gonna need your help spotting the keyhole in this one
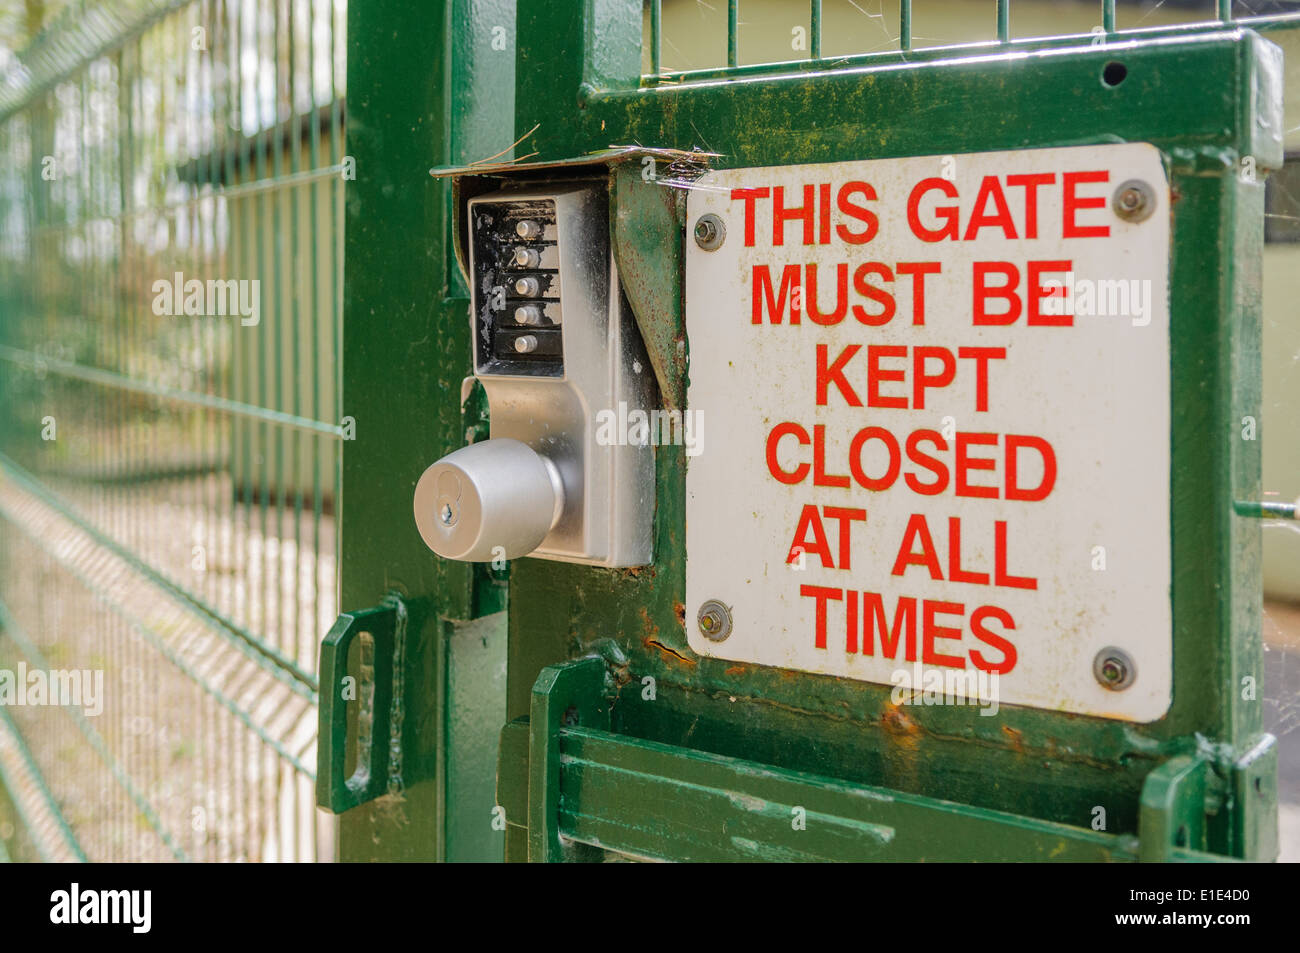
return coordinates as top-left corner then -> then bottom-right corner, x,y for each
436,470 -> 462,527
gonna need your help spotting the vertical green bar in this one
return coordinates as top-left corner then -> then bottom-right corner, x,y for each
330,0 -> 344,700
272,0 -> 286,667
997,0 -> 1010,43
728,0 -> 738,68
1103,0 -> 1115,33
256,0 -> 271,673
271,0 -> 288,856
308,0 -> 324,688
649,0 -> 660,76
810,0 -> 821,60
221,3 -> 237,856
288,0 -> 304,860
1219,0 -> 1232,22
254,0 -> 273,856
340,0 -> 476,861
113,42 -> 131,863
900,0 -> 911,52
197,2 -> 213,861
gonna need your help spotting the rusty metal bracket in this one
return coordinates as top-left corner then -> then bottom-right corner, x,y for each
610,160 -> 688,409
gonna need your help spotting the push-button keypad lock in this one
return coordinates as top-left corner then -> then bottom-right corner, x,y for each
413,182 -> 655,567
469,199 -> 565,373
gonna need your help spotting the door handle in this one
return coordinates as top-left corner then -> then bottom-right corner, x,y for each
316,601 -> 400,813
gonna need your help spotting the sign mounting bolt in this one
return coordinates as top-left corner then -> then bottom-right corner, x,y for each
694,213 -> 726,251
1093,647 -> 1135,691
697,599 -> 733,641
1112,180 -> 1155,223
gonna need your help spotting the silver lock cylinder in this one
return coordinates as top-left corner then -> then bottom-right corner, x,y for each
413,181 -> 656,567
413,438 -> 564,561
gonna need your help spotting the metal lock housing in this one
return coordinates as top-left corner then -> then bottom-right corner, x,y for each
414,182 -> 655,567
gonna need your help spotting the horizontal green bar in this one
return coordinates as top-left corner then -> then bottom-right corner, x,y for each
0,704 -> 88,862
547,724 -> 1142,861
32,162 -> 348,236
1233,499 -> 1298,520
0,454 -> 319,698
0,600 -> 187,861
0,347 -> 344,439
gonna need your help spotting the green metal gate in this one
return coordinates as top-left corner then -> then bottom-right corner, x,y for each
3,0 -> 1297,864
330,0 -> 1296,862
0,0 -> 345,862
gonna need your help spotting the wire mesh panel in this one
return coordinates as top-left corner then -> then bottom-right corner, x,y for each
0,0 -> 345,862
641,0 -> 1300,78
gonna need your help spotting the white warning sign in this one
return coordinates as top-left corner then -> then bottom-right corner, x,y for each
684,144 -> 1171,722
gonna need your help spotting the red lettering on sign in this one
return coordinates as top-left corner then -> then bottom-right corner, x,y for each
962,176 -> 1018,241
955,432 -> 999,499
789,504 -> 833,568
819,588 -> 1022,672
972,261 -> 1021,325
849,426 -> 900,491
774,184 -> 816,246
778,426 -> 1059,502
1027,259 -> 1073,326
751,264 -> 802,324
1063,170 -> 1110,238
851,263 -> 895,326
947,517 -> 990,585
970,605 -> 1018,674
994,521 -> 1037,590
845,589 -> 859,653
823,506 -> 868,570
891,513 -> 943,580
862,592 -> 918,661
813,424 -> 850,488
907,177 -> 960,241
816,344 -> 862,407
955,346 -> 1005,411
867,345 -> 908,409
1005,434 -> 1057,501
836,181 -> 879,244
1004,172 -> 1055,238
904,430 -> 948,495
806,262 -> 849,325
818,183 -> 832,245
895,262 -> 941,325
923,600 -> 967,668
730,187 -> 769,247
912,346 -> 956,410
765,421 -> 810,484
801,584 -> 843,649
